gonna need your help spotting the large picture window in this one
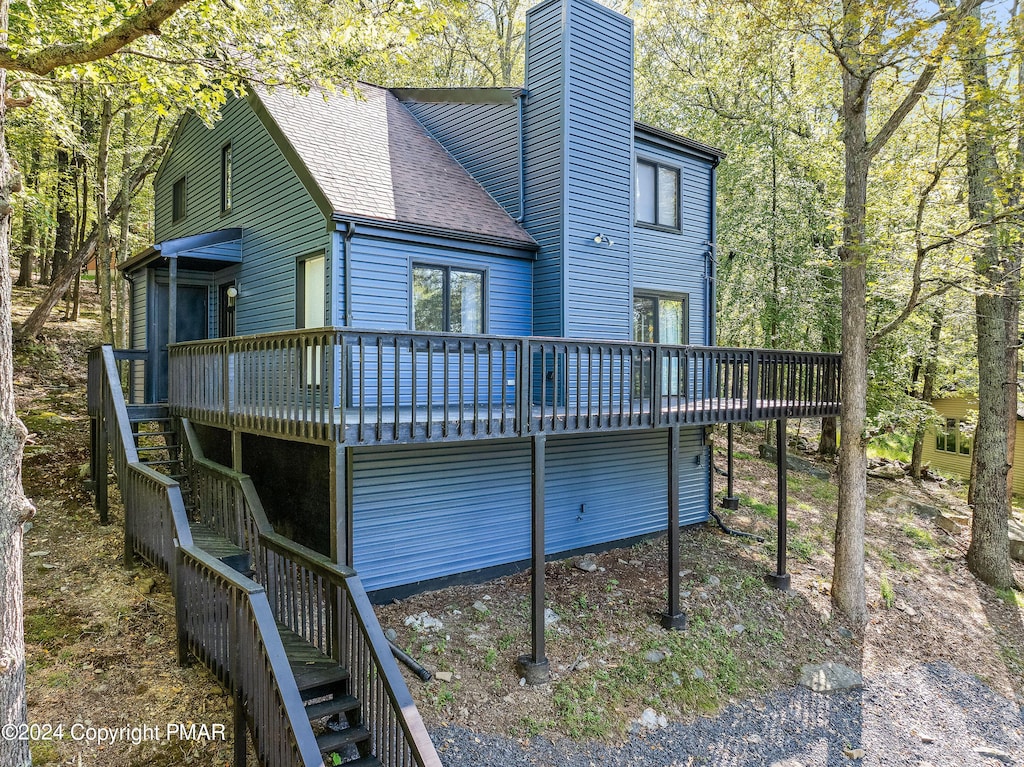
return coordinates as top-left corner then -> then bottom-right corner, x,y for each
636,160 -> 680,229
936,418 -> 971,455
633,293 -> 688,345
412,265 -> 483,333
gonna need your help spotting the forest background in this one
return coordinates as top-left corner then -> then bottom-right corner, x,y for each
0,0 -> 1022,762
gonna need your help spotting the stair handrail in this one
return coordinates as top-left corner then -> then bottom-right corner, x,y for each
175,543 -> 327,767
181,420 -> 442,767
88,345 -> 326,767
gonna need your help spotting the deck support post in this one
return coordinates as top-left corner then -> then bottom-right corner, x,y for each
661,426 -> 686,630
93,415 -> 109,525
168,257 -> 178,346
517,433 -> 549,685
330,443 -> 353,567
766,417 -> 791,591
720,422 -> 739,510
231,430 -> 242,473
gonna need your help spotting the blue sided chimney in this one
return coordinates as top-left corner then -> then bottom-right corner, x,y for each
523,0 -> 634,339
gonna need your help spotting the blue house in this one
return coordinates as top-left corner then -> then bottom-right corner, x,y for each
102,0 -> 839,710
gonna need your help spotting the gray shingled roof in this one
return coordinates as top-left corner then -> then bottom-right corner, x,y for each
257,84 -> 536,249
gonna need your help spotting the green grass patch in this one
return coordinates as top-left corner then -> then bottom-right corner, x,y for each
788,536 -> 818,561
995,587 -> 1024,609
901,522 -> 937,549
737,493 -> 777,519
24,613 -> 79,649
880,576 -> 895,609
874,547 -> 919,574
867,433 -> 912,463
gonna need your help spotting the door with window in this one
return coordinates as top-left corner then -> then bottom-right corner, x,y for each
298,255 -> 325,386
634,293 -> 688,396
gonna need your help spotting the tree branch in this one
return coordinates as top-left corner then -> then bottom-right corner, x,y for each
0,0 -> 201,76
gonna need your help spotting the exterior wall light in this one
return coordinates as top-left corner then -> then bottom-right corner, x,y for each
593,233 -> 614,246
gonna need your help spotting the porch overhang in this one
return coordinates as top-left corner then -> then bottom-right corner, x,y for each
120,228 -> 244,273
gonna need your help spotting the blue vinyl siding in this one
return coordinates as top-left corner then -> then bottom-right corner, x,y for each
632,139 -> 714,346
347,233 -> 532,334
351,429 -> 709,591
545,429 -> 708,555
153,95 -> 330,335
351,441 -> 532,590
523,0 -> 633,339
523,0 -> 565,336
403,102 -> 521,218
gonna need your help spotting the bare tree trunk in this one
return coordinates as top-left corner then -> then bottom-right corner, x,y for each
96,97 -> 114,343
833,57 -> 870,627
14,146 -> 39,288
0,26 -> 35,765
910,309 -> 942,480
961,6 -> 1013,588
114,108 -> 133,347
48,147 -> 73,286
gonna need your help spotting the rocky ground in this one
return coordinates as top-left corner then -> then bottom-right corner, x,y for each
12,274 -> 1024,766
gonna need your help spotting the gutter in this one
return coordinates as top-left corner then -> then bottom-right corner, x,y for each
343,221 -> 355,326
515,91 -> 527,223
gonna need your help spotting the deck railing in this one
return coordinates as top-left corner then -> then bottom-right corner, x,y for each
88,346 -> 329,767
168,329 -> 841,445
182,423 -> 442,767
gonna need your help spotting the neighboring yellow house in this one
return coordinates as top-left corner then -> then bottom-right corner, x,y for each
922,397 -> 1024,495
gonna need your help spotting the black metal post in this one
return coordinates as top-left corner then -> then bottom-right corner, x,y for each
766,417 -> 791,590
662,426 -> 686,630
721,422 -> 739,510
95,416 -> 110,524
517,433 -> 550,684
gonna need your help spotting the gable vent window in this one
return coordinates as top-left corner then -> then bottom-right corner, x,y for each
412,264 -> 483,334
636,160 -> 679,230
221,144 -> 233,213
172,176 -> 187,222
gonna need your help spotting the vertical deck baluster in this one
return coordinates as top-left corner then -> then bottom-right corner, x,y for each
376,336 -> 384,443
357,336 -> 365,443
458,340 -> 465,437
393,336 -> 400,442
443,340 -> 450,438
410,337 -> 418,441
426,339 -> 434,440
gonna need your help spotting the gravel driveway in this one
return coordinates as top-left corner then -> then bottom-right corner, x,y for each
431,662 -> 1024,766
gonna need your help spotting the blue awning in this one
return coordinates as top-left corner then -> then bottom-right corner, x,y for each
120,228 -> 243,272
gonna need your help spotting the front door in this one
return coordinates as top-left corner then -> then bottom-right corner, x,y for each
150,282 -> 210,401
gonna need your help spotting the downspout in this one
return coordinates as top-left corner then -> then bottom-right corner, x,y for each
343,221 -> 355,326
514,90 -> 527,223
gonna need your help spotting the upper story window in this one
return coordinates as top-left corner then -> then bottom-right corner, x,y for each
172,176 -> 187,222
636,160 -> 679,230
936,418 -> 971,455
412,264 -> 483,334
221,144 -> 233,213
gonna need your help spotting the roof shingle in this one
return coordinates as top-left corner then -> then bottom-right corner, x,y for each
257,84 -> 536,249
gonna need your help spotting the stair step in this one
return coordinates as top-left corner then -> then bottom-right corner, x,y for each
335,757 -> 382,767
135,430 -> 176,438
127,405 -> 169,422
141,459 -> 181,467
136,444 -> 181,453
315,725 -> 371,754
304,694 -> 361,722
293,665 -> 351,700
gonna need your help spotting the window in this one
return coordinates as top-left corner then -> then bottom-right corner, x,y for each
633,293 -> 688,344
636,160 -> 679,229
412,265 -> 483,333
936,418 -> 971,455
172,177 -> 187,222
221,144 -> 233,213
297,255 -> 325,328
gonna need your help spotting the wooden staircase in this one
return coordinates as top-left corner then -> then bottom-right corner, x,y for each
128,404 -> 187,484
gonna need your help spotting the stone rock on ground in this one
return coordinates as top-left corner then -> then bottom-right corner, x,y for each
757,444 -> 831,480
935,508 -> 971,534
867,462 -> 905,480
1009,517 -> 1024,563
798,662 -> 863,693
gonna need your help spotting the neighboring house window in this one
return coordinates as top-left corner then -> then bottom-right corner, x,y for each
636,159 -> 680,229
221,144 -> 233,213
412,265 -> 483,333
633,292 -> 688,344
172,177 -> 187,222
298,255 -> 326,328
936,418 -> 971,455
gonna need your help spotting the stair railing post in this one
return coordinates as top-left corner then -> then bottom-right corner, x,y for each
96,405 -> 109,526
747,350 -> 759,422
231,592 -> 247,767
174,546 -> 189,666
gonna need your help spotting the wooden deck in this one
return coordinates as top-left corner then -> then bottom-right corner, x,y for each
158,329 -> 841,446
